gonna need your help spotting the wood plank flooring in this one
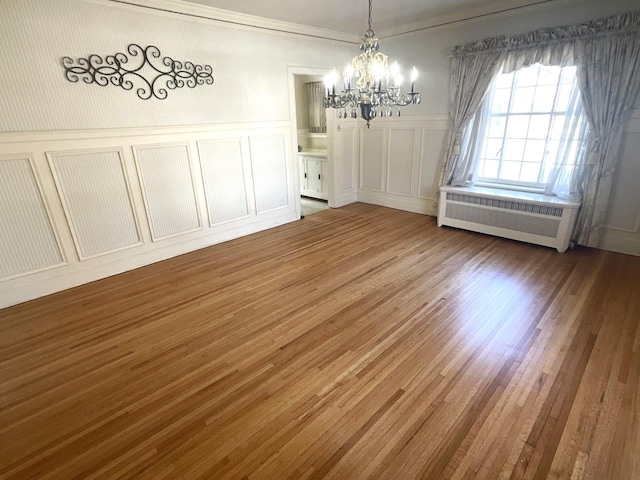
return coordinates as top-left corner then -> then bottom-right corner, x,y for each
1,203 -> 639,479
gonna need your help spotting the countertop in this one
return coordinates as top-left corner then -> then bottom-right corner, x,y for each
298,149 -> 328,157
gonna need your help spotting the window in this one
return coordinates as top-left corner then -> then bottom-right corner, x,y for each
476,64 -> 587,190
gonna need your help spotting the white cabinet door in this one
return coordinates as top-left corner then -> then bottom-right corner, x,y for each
307,159 -> 322,194
299,154 -> 328,200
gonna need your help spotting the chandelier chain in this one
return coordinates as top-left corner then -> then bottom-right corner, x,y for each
368,0 -> 373,32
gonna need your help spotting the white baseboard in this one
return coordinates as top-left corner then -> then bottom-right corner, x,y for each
598,228 -> 640,257
0,209 -> 298,309
357,190 -> 437,216
331,192 -> 358,208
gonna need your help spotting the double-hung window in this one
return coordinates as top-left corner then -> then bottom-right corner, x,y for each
475,63 -> 587,191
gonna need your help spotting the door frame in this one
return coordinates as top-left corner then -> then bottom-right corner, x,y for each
286,66 -> 335,218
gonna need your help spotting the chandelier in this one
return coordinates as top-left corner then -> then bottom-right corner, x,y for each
323,0 -> 421,127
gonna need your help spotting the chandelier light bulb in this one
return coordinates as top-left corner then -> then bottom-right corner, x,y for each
410,66 -> 419,82
323,74 -> 333,90
344,64 -> 354,79
395,74 -> 404,87
372,63 -> 384,82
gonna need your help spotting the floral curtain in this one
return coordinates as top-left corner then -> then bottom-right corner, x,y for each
443,10 -> 640,246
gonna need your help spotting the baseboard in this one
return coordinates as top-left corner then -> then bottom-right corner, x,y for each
357,191 -> 437,216
0,209 -> 298,309
598,228 -> 640,257
331,192 -> 358,208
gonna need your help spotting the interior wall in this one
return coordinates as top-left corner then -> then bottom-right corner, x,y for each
0,0 -> 353,132
351,0 -> 640,255
0,0 -> 354,308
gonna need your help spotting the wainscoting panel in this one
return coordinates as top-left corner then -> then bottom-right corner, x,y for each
349,116 -> 448,216
0,155 -> 65,279
418,128 -> 448,201
387,128 -> 417,196
600,112 -> 640,256
134,143 -> 202,240
359,127 -> 385,192
48,149 -> 142,259
604,131 -> 640,233
249,135 -> 289,214
197,139 -> 250,226
340,126 -> 357,193
0,122 -> 298,308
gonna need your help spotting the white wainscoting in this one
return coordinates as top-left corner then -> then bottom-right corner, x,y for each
0,155 -> 66,280
48,148 -> 143,259
600,110 -> 640,256
343,115 -> 449,216
133,143 -> 202,241
330,120 -> 358,208
197,138 -> 251,226
0,122 -> 296,308
249,136 -> 290,214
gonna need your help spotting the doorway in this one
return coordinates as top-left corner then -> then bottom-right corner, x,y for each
288,67 -> 334,219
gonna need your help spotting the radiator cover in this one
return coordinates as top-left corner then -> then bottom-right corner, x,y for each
437,186 -> 580,252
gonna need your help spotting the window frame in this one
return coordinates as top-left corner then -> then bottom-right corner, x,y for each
475,64 -> 584,192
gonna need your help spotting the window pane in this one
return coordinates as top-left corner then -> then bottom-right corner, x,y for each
545,140 -> 559,164
488,116 -> 507,137
521,162 -> 541,182
501,161 -> 521,181
555,84 -> 575,111
481,159 -> 499,178
503,139 -> 525,161
523,139 -> 546,163
491,89 -> 511,114
532,85 -> 556,112
505,115 -> 529,139
484,139 -> 503,159
512,87 -> 535,113
537,66 -> 560,85
475,63 -> 583,188
549,115 -> 566,139
495,71 -> 514,89
528,115 -> 551,139
515,66 -> 539,87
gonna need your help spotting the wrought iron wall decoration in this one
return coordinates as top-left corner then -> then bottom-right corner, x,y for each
61,44 -> 214,100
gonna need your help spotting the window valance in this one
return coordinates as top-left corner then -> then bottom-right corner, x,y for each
450,11 -> 640,58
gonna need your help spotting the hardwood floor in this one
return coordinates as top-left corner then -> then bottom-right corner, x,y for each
1,203 -> 639,480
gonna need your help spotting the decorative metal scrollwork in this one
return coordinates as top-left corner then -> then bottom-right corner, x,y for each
61,44 -> 214,100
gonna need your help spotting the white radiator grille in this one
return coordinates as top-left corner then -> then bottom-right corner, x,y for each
446,193 -> 563,217
445,203 -> 560,238
439,188 -> 579,252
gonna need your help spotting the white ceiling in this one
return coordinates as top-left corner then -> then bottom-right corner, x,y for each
179,0 -> 558,37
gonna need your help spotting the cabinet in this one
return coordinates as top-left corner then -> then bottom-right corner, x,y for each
299,154 -> 328,200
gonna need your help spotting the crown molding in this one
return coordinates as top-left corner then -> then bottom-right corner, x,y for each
377,0 -> 577,38
101,0 -> 360,43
